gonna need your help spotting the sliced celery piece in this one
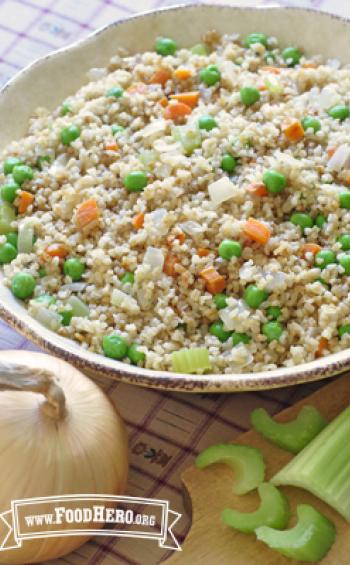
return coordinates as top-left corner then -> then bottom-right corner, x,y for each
272,404 -> 350,521
172,125 -> 202,155
196,443 -> 265,495
67,296 -> 89,318
221,483 -> 290,533
256,504 -> 336,562
171,347 -> 211,373
251,406 -> 327,454
0,203 -> 16,234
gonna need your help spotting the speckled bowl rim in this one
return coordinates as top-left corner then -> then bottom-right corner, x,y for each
0,3 -> 350,393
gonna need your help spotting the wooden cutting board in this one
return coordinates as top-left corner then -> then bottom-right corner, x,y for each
167,374 -> 350,565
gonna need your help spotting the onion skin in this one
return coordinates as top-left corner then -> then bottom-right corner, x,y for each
0,350 -> 128,564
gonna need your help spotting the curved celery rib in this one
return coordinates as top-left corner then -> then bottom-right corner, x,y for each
171,347 -> 211,373
272,404 -> 350,521
196,443 -> 265,495
251,405 -> 327,454
221,483 -> 290,534
255,504 -> 335,562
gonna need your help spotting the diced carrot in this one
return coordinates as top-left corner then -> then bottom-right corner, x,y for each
345,173 -> 350,187
17,191 -> 34,214
149,69 -> 172,86
197,247 -> 210,257
301,243 -> 321,259
174,68 -> 193,80
199,266 -> 226,294
169,91 -> 200,109
246,183 -> 268,197
283,120 -> 304,143
327,147 -> 335,158
163,253 -> 179,277
316,337 -> 329,358
45,243 -> 69,258
105,141 -> 119,151
127,83 -> 147,94
258,84 -> 267,91
302,62 -> 317,69
75,199 -> 100,232
167,230 -> 186,246
159,96 -> 168,107
261,66 -> 281,74
132,212 -> 144,230
164,101 -> 192,121
243,218 -> 271,245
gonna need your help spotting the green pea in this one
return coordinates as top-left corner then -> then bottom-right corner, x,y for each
127,343 -> 146,364
266,306 -> 281,320
328,105 -> 350,121
198,115 -> 218,131
209,320 -> 232,342
60,125 -> 80,146
3,157 -> 23,175
6,232 -> 18,248
213,293 -> 227,310
240,86 -> 260,107
244,284 -> 268,309
315,214 -> 327,229
0,242 -> 16,264
36,155 -> 51,170
315,249 -> 336,269
120,271 -> 134,284
282,47 -> 301,67
102,333 -> 128,359
155,37 -> 177,56
60,102 -> 71,116
244,33 -> 268,48
338,254 -> 350,275
63,257 -> 85,281
221,154 -> 237,173
12,165 -> 33,185
337,234 -> 350,250
1,182 -> 19,203
11,272 -> 36,299
106,87 -> 124,98
232,332 -> 251,346
339,192 -> 350,209
34,294 -> 56,305
199,65 -> 221,86
263,169 -> 286,194
191,43 -> 209,56
302,116 -> 321,133
262,321 -> 283,342
111,125 -> 125,136
218,239 -> 242,260
290,212 -> 313,230
339,324 -> 350,338
59,309 -> 73,326
124,171 -> 148,192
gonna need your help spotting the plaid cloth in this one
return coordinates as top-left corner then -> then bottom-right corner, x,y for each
0,1 -> 347,563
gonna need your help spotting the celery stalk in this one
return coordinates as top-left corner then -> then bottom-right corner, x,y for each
222,483 -> 290,533
0,203 -> 16,234
196,443 -> 265,495
256,504 -> 336,562
171,347 -> 211,373
272,404 -> 350,521
251,406 -> 327,454
67,296 -> 89,318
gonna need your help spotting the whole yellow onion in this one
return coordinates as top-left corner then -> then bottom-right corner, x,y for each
0,350 -> 128,564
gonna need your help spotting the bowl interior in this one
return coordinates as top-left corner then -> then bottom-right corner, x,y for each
0,4 -> 350,391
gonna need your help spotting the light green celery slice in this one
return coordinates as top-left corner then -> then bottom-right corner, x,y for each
67,296 -> 89,318
256,504 -> 336,562
196,443 -> 265,495
221,483 -> 290,533
171,347 -> 211,373
0,203 -> 16,234
272,404 -> 350,521
251,406 -> 327,454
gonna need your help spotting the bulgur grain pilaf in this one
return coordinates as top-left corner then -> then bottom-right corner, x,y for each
2,31 -> 350,374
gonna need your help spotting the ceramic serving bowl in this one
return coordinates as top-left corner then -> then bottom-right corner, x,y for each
0,3 -> 350,392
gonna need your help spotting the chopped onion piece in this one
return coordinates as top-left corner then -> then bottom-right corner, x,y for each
141,119 -> 167,140
17,224 -> 34,254
153,138 -> 181,153
139,149 -> 156,167
67,296 -> 89,318
219,300 -> 251,331
208,177 -> 237,207
144,209 -> 168,235
32,305 -> 62,331
318,85 -> 341,110
327,144 -> 350,172
111,289 -> 139,314
179,221 -> 204,240
143,247 -> 164,270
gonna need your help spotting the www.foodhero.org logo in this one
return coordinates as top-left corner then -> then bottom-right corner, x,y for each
0,495 -> 181,551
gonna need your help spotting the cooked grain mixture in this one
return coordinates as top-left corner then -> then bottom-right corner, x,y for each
2,31 -> 350,374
